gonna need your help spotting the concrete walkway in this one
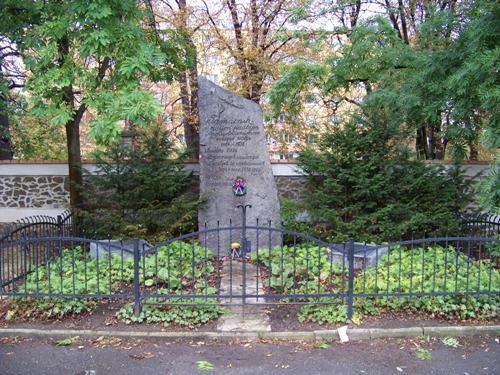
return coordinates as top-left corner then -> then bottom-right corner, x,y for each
216,258 -> 271,332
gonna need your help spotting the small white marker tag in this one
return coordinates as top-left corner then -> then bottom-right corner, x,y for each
338,325 -> 349,343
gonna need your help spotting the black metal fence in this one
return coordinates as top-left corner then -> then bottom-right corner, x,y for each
1,224 -> 498,320
0,210 -> 74,242
0,211 -> 74,286
460,215 -> 500,238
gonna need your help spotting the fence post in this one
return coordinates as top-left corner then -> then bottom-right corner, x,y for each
55,215 -> 63,257
133,239 -> 142,317
57,215 -> 62,237
347,240 -> 355,321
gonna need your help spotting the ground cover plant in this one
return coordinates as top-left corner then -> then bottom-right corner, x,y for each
253,243 -> 500,325
4,241 -> 223,326
250,244 -> 344,296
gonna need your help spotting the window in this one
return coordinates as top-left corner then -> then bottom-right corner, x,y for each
266,134 -> 276,144
305,115 -> 316,125
205,55 -> 219,65
282,133 -> 299,144
271,153 -> 281,160
307,134 -> 318,144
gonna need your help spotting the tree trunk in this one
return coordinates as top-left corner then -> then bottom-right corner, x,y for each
59,35 -> 84,209
428,124 -> 435,159
434,123 -> 445,160
0,103 -> 13,159
435,139 -> 446,160
65,118 -> 83,209
187,58 -> 200,159
0,69 -> 13,159
179,68 -> 199,160
177,0 -> 200,160
416,125 -> 429,159
397,0 -> 410,44
469,140 -> 478,161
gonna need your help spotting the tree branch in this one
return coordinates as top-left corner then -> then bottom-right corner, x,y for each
202,0 -> 234,53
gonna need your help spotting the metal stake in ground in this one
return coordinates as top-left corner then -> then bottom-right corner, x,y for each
237,204 -> 251,312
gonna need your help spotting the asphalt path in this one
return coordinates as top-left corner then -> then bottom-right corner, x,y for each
0,335 -> 498,375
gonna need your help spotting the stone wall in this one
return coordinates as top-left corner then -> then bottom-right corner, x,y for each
1,176 -> 69,209
0,161 -> 310,222
0,160 -> 494,223
275,176 -> 310,202
0,174 -> 309,209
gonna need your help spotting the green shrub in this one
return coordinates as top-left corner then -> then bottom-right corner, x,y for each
298,119 -> 475,243
280,198 -> 313,237
82,124 -> 203,242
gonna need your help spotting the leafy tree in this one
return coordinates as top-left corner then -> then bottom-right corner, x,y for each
270,1 -> 498,162
0,9 -> 33,160
144,0 -> 201,159
444,0 -> 499,211
202,0 -> 321,103
83,123 -> 202,241
2,0 -> 181,208
10,113 -> 67,160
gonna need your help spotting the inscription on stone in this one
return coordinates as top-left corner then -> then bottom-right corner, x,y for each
198,77 -> 281,252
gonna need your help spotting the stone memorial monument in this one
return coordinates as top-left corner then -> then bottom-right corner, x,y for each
197,77 -> 281,253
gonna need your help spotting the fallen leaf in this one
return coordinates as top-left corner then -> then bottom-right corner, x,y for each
129,352 -> 155,360
196,360 -> 214,371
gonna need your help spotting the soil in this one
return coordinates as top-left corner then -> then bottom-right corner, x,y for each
0,298 -> 218,332
0,296 -> 498,333
268,304 -> 500,331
